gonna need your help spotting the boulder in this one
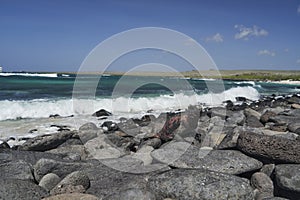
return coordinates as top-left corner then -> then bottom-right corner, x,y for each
0,179 -> 48,200
84,135 -> 124,160
84,160 -> 149,199
275,164 -> 300,195
246,115 -> 264,128
92,109 -> 112,117
148,169 -> 254,200
0,149 -> 65,165
288,123 -> 300,135
19,131 -> 76,151
217,126 -> 241,149
0,160 -> 34,181
78,123 -> 100,144
51,171 -> 90,195
39,173 -> 61,192
34,158 -> 91,182
251,172 -> 274,199
237,132 -> 300,163
42,193 -> 100,200
130,145 -> 154,165
260,110 -> 277,124
244,108 -> 261,120
151,142 -> 262,175
47,145 -> 88,160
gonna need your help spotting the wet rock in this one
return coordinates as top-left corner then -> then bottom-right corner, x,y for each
0,160 -> 34,181
151,142 -> 262,174
269,124 -> 287,132
39,173 -> 61,192
34,158 -> 91,182
0,179 -> 48,200
19,131 -> 76,151
148,169 -> 254,200
42,193 -> 100,200
237,132 -> 300,163
101,121 -> 119,132
207,107 -> 229,119
92,109 -> 112,117
287,96 -> 300,104
251,172 -> 274,199
275,164 -> 300,197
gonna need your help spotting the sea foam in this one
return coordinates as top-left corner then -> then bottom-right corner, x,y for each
0,86 -> 260,121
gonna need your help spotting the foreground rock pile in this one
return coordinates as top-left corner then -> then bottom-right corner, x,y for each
1,94 -> 300,200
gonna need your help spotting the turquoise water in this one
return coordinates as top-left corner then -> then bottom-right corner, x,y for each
0,72 -> 299,121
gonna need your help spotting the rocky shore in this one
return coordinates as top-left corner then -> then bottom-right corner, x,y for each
1,93 -> 300,200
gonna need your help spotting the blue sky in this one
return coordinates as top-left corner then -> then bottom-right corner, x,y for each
0,0 -> 300,72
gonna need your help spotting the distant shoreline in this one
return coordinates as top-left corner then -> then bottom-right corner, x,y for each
1,70 -> 300,83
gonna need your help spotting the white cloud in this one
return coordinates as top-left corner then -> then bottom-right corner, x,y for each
298,5 -> 300,14
206,33 -> 224,43
234,25 -> 268,40
257,50 -> 275,57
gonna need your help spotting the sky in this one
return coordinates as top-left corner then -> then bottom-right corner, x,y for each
0,0 -> 300,72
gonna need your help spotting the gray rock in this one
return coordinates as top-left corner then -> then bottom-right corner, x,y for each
39,173 -> 61,192
237,132 -> 300,163
245,108 -> 262,119
226,110 -> 245,125
130,145 -> 154,165
246,115 -> 264,128
251,172 -> 274,198
151,142 -> 262,174
148,169 -> 254,200
0,149 -> 65,165
53,171 -> 90,190
217,126 -> 241,149
288,122 -> 300,134
275,164 -> 300,193
19,131 -> 76,151
34,158 -> 91,182
142,138 -> 162,149
50,185 -> 86,195
84,160 -> 150,199
0,179 -> 48,200
260,110 -> 277,124
84,135 -> 124,160
104,188 -> 156,200
100,157 -> 143,173
0,160 -> 34,181
260,164 -> 275,177
78,123 -> 100,144
42,193 -> 100,200
47,145 -> 88,160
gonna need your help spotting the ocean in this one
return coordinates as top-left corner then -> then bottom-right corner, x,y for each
0,72 -> 299,146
